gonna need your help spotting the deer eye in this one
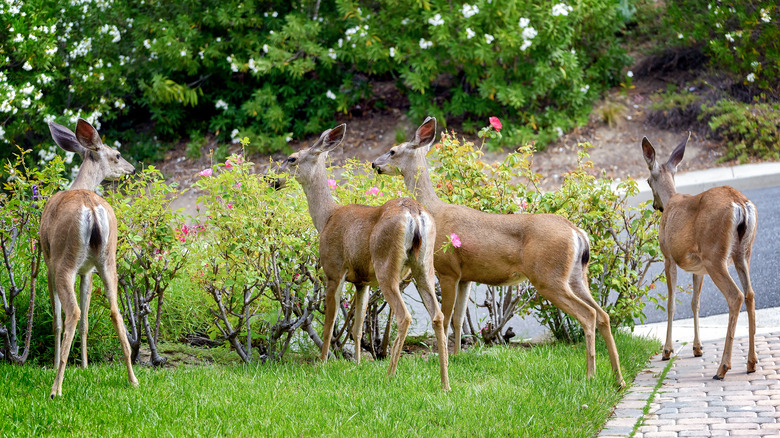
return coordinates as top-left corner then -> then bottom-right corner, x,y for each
389,150 -> 395,156
287,156 -> 297,164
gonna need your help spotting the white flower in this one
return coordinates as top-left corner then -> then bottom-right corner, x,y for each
461,4 -> 479,18
520,40 -> 532,51
0,126 -> 4,140
746,73 -> 756,83
22,61 -> 32,71
263,44 -> 269,53
230,129 -> 240,142
285,135 -> 292,143
215,100 -> 229,111
552,3 -> 573,17
326,90 -> 337,100
144,39 -> 151,49
751,61 -> 760,69
113,140 -> 121,149
627,71 -> 634,78
522,27 -> 537,40
678,33 -> 684,39
485,34 -> 494,44
328,48 -> 337,60
580,84 -> 590,93
466,28 -> 475,39
180,49 -> 187,57
519,17 -> 530,28
13,34 -> 23,43
725,33 -> 734,42
760,8 -> 771,23
419,38 -> 433,49
389,47 -> 396,58
428,13 -> 444,26
555,127 -> 564,137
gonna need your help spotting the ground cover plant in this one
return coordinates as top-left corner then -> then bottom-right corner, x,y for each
0,332 -> 658,437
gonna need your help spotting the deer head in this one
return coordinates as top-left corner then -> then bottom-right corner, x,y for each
285,124 -> 347,183
48,119 -> 135,191
641,133 -> 690,212
372,117 -> 437,176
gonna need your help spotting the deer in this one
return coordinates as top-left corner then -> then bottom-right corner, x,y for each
40,119 -> 138,398
641,134 -> 758,380
372,117 -> 625,387
284,123 -> 449,391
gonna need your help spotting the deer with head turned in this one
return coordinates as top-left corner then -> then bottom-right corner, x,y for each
284,124 -> 449,390
372,117 -> 625,387
40,119 -> 138,398
641,134 -> 757,379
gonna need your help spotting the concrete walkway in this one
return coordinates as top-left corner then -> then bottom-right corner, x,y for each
599,308 -> 780,437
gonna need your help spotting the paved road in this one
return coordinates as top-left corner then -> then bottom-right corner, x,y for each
640,183 -> 780,325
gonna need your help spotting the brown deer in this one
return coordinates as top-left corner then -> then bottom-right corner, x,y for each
40,119 -> 138,398
284,124 -> 449,390
641,134 -> 758,379
372,117 -> 625,387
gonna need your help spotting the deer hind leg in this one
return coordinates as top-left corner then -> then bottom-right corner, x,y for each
438,276 -> 459,351
376,273 -> 411,379
97,266 -> 138,387
351,285 -> 370,364
691,274 -> 704,357
412,264 -> 450,391
48,269 -> 62,369
662,260 -> 678,361
51,273 -> 80,399
450,281 -> 472,354
538,282 -> 598,379
707,262 -> 745,380
79,273 -> 93,369
570,274 -> 625,388
320,275 -> 345,362
733,255 -> 757,373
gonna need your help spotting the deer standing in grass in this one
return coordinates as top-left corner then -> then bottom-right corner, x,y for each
372,117 -> 625,387
641,134 -> 757,379
284,124 -> 449,390
40,119 -> 138,398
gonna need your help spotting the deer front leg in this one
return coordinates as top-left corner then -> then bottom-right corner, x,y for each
351,285 -> 370,364
451,281 -> 472,354
662,260 -> 677,361
320,276 -> 344,362
79,273 -> 93,369
708,264 -> 744,380
691,274 -> 704,357
438,276 -> 458,350
51,275 -> 80,399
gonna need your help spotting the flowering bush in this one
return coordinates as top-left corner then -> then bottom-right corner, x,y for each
1,0 -> 633,173
664,1 -> 778,90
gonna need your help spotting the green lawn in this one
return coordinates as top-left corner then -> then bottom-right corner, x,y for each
1,333 -> 659,437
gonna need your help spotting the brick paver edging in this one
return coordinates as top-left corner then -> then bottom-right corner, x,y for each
599,331 -> 780,437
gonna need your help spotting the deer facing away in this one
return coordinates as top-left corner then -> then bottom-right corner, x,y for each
40,119 -> 138,398
372,117 -> 625,387
284,124 -> 450,390
642,134 -> 757,379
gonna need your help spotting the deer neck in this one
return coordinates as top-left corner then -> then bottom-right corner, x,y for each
69,154 -> 103,191
658,176 -> 679,210
298,159 -> 339,233
402,156 -> 446,210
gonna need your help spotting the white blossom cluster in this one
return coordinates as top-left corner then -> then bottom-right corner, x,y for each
215,100 -> 229,111
99,24 -> 121,43
760,8 -> 771,23
518,18 -> 537,51
419,38 -> 433,49
0,0 -> 22,15
428,13 -> 444,27
462,4 -> 479,18
552,3 -> 573,17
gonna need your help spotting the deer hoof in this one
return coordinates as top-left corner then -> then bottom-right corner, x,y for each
616,379 -> 627,390
747,360 -> 757,374
661,349 -> 672,360
713,364 -> 730,380
693,347 -> 703,357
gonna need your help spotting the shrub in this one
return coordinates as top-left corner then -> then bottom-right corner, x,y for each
1,0 -> 634,172
663,1 -> 778,90
701,99 -> 780,162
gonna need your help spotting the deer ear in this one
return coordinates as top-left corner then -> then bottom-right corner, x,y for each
666,132 -> 689,171
75,119 -> 102,151
316,123 -> 346,152
412,117 -> 437,149
641,137 -> 657,171
49,122 -> 85,155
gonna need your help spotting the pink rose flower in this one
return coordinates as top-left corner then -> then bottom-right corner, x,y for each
227,203 -> 233,210
489,116 -> 502,131
198,168 -> 213,177
450,233 -> 462,248
519,199 -> 528,210
366,187 -> 381,196
327,179 -> 337,189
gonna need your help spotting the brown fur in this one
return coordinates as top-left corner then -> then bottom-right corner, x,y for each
642,135 -> 758,379
373,117 -> 626,387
